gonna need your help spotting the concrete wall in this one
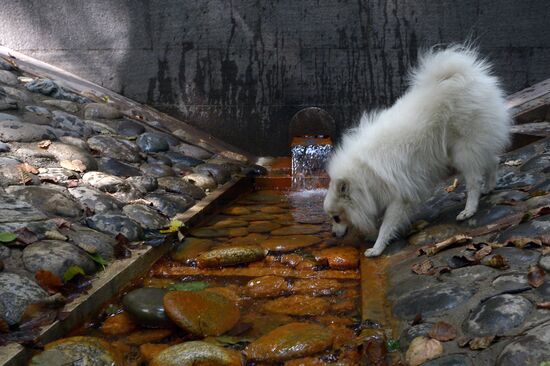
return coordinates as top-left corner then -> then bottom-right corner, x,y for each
1,0 -> 549,155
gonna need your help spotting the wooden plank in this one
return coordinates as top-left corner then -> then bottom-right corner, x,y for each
0,177 -> 252,366
507,77 -> 550,120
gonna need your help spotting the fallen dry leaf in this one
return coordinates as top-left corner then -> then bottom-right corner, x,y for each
527,265 -> 545,288
469,336 -> 495,350
420,234 -> 472,256
457,336 -> 471,348
536,301 -> 550,309
60,159 -> 86,172
428,321 -> 457,342
406,336 -> 443,366
14,227 -> 38,245
506,236 -> 542,249
37,140 -> 51,149
115,233 -> 131,259
35,270 -> 63,294
445,178 -> 459,193
17,163 -> 38,175
412,259 -> 435,275
474,245 -> 493,261
485,255 -> 509,269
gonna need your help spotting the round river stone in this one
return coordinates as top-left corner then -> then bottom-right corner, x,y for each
260,235 -> 322,252
163,290 -> 240,336
496,322 -> 550,366
271,224 -> 322,236
23,240 -> 96,278
196,245 -> 267,268
30,336 -> 120,366
150,341 -> 244,366
122,287 -> 170,328
0,272 -> 47,325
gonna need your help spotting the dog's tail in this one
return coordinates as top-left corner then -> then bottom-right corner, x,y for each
409,44 -> 494,89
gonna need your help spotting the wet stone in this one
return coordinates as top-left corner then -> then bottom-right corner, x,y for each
3,85 -> 33,102
408,224 -> 461,246
51,111 -> 93,137
23,240 -> 96,278
492,273 -> 531,293
464,205 -> 520,228
26,78 -> 88,103
69,186 -> 122,214
38,167 -> 79,184
98,157 -> 141,177
271,224 -> 322,236
150,341 -> 244,366
536,282 -> 550,300
421,354 -> 474,366
127,176 -> 158,192
0,112 -> 19,121
122,287 -> 170,328
315,246 -> 359,270
0,272 -> 47,325
123,204 -> 169,230
482,247 -> 541,270
174,142 -> 212,160
165,151 -> 203,167
171,237 -> 214,264
539,256 -> 550,272
84,103 -> 122,119
244,322 -> 333,362
263,295 -> 331,316
496,215 -> 550,243
441,265 -> 498,287
163,290 -> 240,336
31,336 -> 119,366
196,245 -> 267,268
140,163 -> 175,177
248,221 -> 282,233
0,157 -> 26,186
146,193 -> 195,217
0,70 -> 18,85
246,276 -> 290,298
487,190 -> 529,205
194,163 -> 231,184
61,225 -> 115,259
211,218 -> 248,228
0,193 -> 47,223
42,99 -> 79,113
261,235 -> 322,252
0,120 -> 57,142
190,227 -> 228,238
393,283 -> 474,319
520,153 -> 550,172
242,164 -> 268,176
6,186 -> 83,218
86,213 -> 143,241
463,294 -> 533,336
147,153 -> 172,166
47,142 -> 98,171
25,105 -> 51,116
87,135 -> 141,163
137,132 -> 169,153
82,171 -> 130,193
497,171 -> 541,189
496,322 -> 550,366
223,206 -> 251,216
157,177 -> 205,200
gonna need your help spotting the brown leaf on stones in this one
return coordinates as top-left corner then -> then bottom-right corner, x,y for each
14,227 -> 38,245
37,140 -> 51,149
419,235 -> 472,256
474,244 -> 493,261
428,321 -> 457,341
35,270 -> 63,294
527,265 -> 545,288
60,159 -> 86,172
506,236 -> 542,249
52,218 -> 72,229
536,301 -> 550,309
485,255 -> 509,269
17,163 -> 38,175
411,260 -> 435,275
115,233 -> 132,259
456,336 -> 471,348
469,336 -> 495,350
405,336 -> 443,366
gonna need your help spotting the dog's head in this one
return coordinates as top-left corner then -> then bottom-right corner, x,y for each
323,178 -> 352,237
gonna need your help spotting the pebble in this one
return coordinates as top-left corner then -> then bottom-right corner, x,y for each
82,171 -> 130,193
315,246 -> 359,270
147,153 -> 173,166
26,78 -> 88,103
69,186 -> 123,213
137,132 -> 169,152
145,193 -> 195,217
46,142 -> 98,171
174,142 -> 213,160
482,247 -> 541,270
244,322 -> 333,362
122,204 -> 169,230
22,240 -> 96,278
127,176 -> 158,192
0,272 -> 47,325
116,119 -> 146,136
496,322 -> 550,366
30,336 -> 120,366
263,295 -> 330,316
87,135 -> 142,163
163,290 -> 240,336
86,213 -> 143,241
189,227 -> 228,238
0,193 -> 47,222
0,120 -> 57,142
122,288 -> 170,328
196,245 -> 267,268
248,221 -> 282,233
261,235 -> 322,252
193,163 -> 231,184
0,70 -> 18,85
271,224 -> 322,236
140,163 -> 175,177
157,176 -> 205,200
165,151 -> 203,167
0,112 -> 19,121
6,185 -> 83,218
61,224 -> 116,259
42,99 -> 79,113
171,238 -> 214,264
246,276 -> 290,298
0,157 -> 26,186
83,103 -> 122,119
420,354 -> 473,366
539,256 -> 550,272
97,157 -> 142,177
150,341 -> 244,366
51,111 -> 93,137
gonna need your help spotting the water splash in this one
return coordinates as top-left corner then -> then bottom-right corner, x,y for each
291,138 -> 332,191
288,188 -> 328,224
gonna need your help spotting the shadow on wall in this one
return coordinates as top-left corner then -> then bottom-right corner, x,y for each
2,0 -> 550,156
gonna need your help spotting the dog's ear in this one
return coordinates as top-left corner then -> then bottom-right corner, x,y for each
336,179 -> 350,198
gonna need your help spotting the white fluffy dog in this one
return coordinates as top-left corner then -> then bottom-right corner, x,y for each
323,46 -> 511,257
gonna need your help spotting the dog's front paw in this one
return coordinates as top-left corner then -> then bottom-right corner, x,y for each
456,209 -> 475,221
364,247 -> 384,257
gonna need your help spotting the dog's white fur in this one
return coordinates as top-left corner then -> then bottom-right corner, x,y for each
324,46 -> 511,257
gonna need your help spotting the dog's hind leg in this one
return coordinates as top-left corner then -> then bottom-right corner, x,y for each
453,148 -> 485,221
482,156 -> 499,194
365,200 -> 410,257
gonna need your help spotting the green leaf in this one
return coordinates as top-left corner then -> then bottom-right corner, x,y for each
63,266 -> 86,282
168,281 -> 209,292
0,232 -> 17,243
386,338 -> 400,352
160,219 -> 184,234
87,253 -> 108,270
